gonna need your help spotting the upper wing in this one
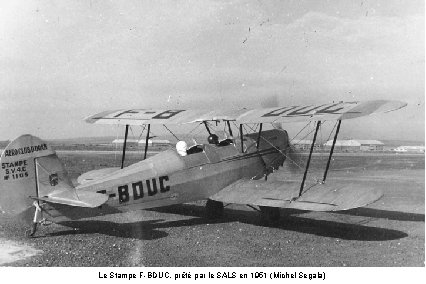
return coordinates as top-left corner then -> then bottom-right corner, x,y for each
84,109 -> 244,125
237,100 -> 406,124
84,100 -> 406,126
210,179 -> 383,211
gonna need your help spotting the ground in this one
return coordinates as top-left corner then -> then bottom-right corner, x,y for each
0,152 -> 424,266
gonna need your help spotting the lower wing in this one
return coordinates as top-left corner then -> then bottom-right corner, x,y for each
210,179 -> 382,211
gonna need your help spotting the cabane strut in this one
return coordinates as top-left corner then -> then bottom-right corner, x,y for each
226,120 -> 233,137
144,124 -> 151,160
239,124 -> 244,153
120,124 -> 130,169
256,123 -> 263,149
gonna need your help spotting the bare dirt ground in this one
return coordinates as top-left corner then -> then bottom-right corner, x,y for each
0,152 -> 424,266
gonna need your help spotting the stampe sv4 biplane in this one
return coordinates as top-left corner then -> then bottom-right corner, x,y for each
0,100 -> 406,237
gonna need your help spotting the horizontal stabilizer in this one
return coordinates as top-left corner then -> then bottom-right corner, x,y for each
77,167 -> 120,185
32,190 -> 108,208
210,179 -> 382,211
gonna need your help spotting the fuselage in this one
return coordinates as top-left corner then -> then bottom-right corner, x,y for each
44,129 -> 288,222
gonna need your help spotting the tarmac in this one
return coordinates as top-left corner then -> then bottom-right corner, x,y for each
0,152 -> 424,266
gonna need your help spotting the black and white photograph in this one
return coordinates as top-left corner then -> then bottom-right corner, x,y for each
0,0 -> 424,277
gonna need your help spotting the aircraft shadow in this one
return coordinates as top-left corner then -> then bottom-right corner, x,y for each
47,204 -> 410,241
336,208 -> 425,222
147,204 -> 408,241
49,217 -> 227,241
49,219 -> 169,240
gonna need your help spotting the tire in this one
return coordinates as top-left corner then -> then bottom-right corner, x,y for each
259,206 -> 280,225
205,199 -> 224,219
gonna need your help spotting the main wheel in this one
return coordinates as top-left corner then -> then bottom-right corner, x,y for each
205,199 -> 224,219
259,206 -> 280,225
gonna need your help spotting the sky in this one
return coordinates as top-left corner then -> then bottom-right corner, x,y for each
0,0 -> 424,141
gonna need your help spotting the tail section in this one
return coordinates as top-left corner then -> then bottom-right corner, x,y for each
0,135 -> 62,215
0,135 -> 107,219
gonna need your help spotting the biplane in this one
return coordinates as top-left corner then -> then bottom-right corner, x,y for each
0,100 -> 406,236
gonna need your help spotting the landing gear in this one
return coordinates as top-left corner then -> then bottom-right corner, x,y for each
26,201 -> 42,238
205,199 -> 224,219
259,206 -> 280,226
26,223 -> 38,238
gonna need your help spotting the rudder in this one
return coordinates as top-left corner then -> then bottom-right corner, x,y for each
0,134 -> 73,216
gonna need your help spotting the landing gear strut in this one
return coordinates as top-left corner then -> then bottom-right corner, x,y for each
205,199 -> 224,219
26,201 -> 42,238
259,206 -> 280,225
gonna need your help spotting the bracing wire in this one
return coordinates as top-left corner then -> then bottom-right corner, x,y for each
246,122 -> 321,184
188,122 -> 202,136
325,120 -> 338,144
242,123 -> 305,177
163,125 -> 180,141
230,122 -> 320,183
291,125 -> 317,146
129,125 -> 136,140
289,121 -> 311,144
138,125 -> 147,141
207,121 -> 220,134
113,124 -> 121,163
238,122 -> 311,172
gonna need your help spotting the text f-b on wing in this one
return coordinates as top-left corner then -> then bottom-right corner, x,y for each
84,109 -> 241,125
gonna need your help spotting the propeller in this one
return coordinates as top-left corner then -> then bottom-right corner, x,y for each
260,95 -> 306,174
285,142 -> 306,173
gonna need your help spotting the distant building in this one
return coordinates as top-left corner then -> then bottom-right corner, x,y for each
112,138 -> 139,145
138,139 -> 171,146
112,139 -> 140,148
394,146 -> 425,153
357,140 -> 384,151
324,139 -> 384,152
324,140 -> 361,152
112,138 -> 170,147
292,140 -> 322,151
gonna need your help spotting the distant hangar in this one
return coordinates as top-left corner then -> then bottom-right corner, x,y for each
112,139 -> 171,146
293,139 -> 385,152
324,140 -> 384,152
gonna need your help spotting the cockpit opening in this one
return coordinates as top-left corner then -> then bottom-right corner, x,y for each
176,141 -> 204,156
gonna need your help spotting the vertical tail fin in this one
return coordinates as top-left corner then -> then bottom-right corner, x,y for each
0,135 -> 73,216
